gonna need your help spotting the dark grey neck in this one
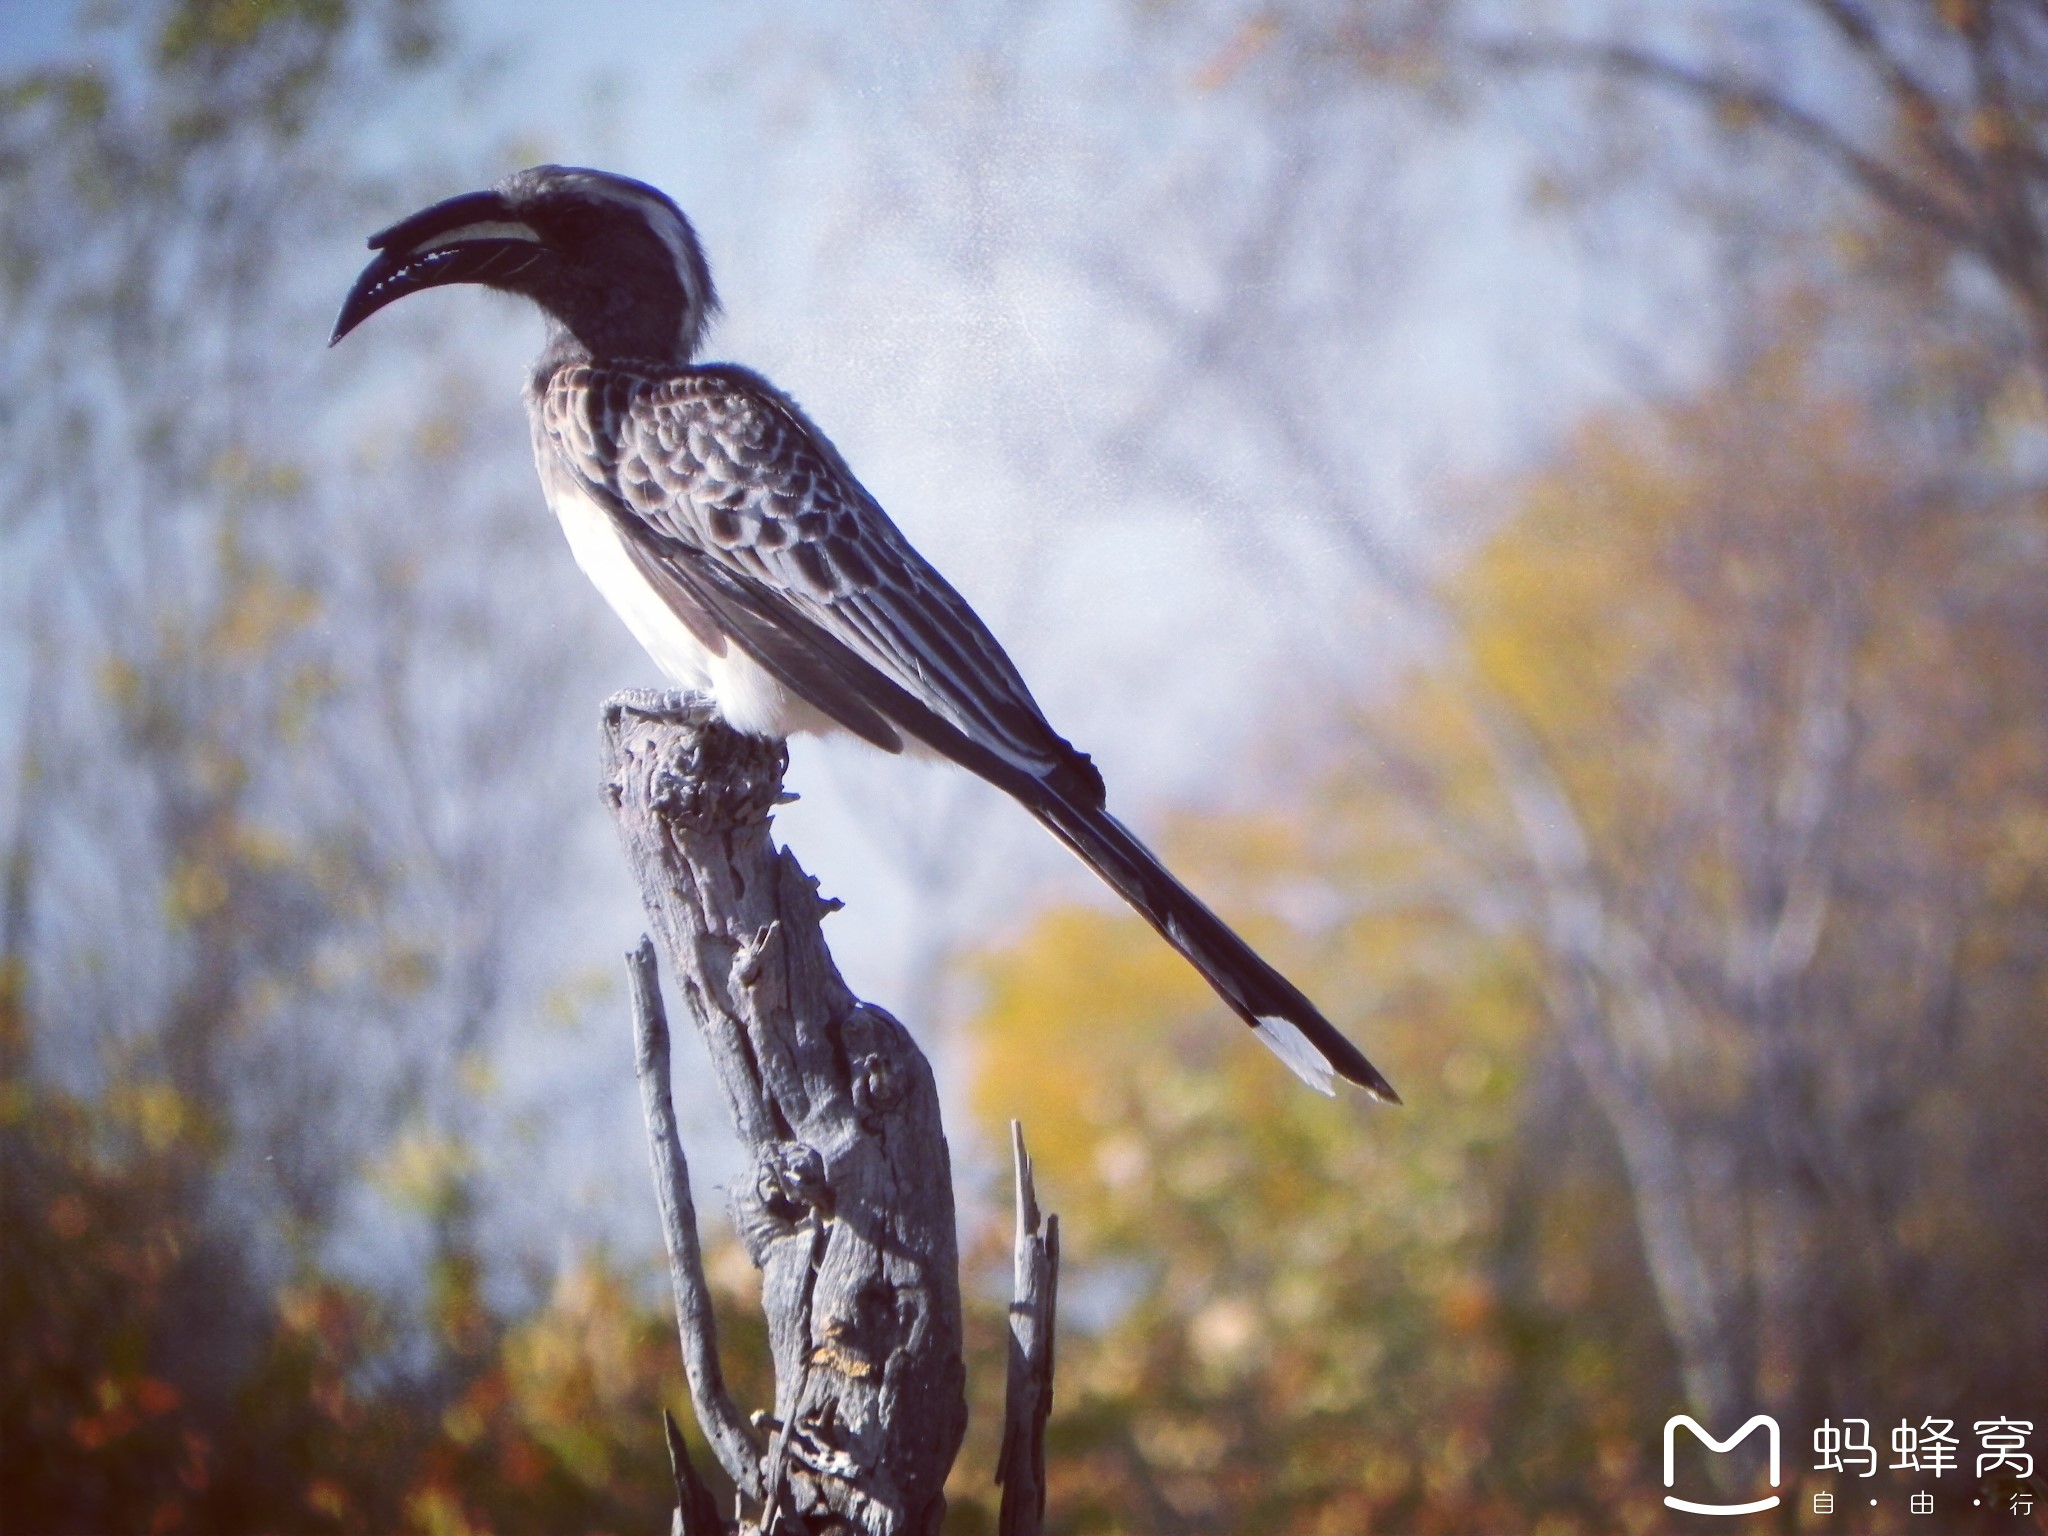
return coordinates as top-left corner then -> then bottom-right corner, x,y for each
526,319 -> 704,396
530,322 -> 594,388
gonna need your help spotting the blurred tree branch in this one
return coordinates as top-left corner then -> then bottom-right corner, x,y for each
1348,0 -> 2048,384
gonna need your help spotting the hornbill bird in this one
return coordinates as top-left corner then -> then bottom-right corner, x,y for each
332,164 -> 1396,1101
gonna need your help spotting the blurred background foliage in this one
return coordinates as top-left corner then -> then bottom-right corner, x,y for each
2,0 -> 2044,1533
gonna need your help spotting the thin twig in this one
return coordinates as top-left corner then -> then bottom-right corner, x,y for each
628,936 -> 765,1502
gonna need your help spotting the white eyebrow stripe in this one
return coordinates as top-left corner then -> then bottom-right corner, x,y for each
610,189 -> 691,269
415,220 -> 542,253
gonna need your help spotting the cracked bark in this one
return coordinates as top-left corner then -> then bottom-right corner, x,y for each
604,690 -> 970,1536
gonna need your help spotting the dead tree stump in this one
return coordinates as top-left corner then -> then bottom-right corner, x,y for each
601,691 -> 1050,1536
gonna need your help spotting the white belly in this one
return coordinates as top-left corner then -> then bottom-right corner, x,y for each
542,468 -> 841,741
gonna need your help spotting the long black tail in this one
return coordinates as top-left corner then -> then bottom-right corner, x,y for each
1020,781 -> 1399,1102
688,570 -> 1399,1098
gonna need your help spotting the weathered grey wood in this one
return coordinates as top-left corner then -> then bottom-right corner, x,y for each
994,1122 -> 1059,1536
603,690 -> 967,1536
629,936 -> 764,1503
663,1409 -> 730,1536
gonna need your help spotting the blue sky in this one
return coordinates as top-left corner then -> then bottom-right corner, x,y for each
4,0 -> 1662,1292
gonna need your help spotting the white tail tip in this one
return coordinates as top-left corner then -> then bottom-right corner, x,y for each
1254,1017 -> 1337,1096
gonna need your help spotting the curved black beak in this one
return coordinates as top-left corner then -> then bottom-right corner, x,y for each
329,188 -> 553,346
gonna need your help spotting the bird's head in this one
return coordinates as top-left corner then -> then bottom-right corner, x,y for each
330,164 -> 718,365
